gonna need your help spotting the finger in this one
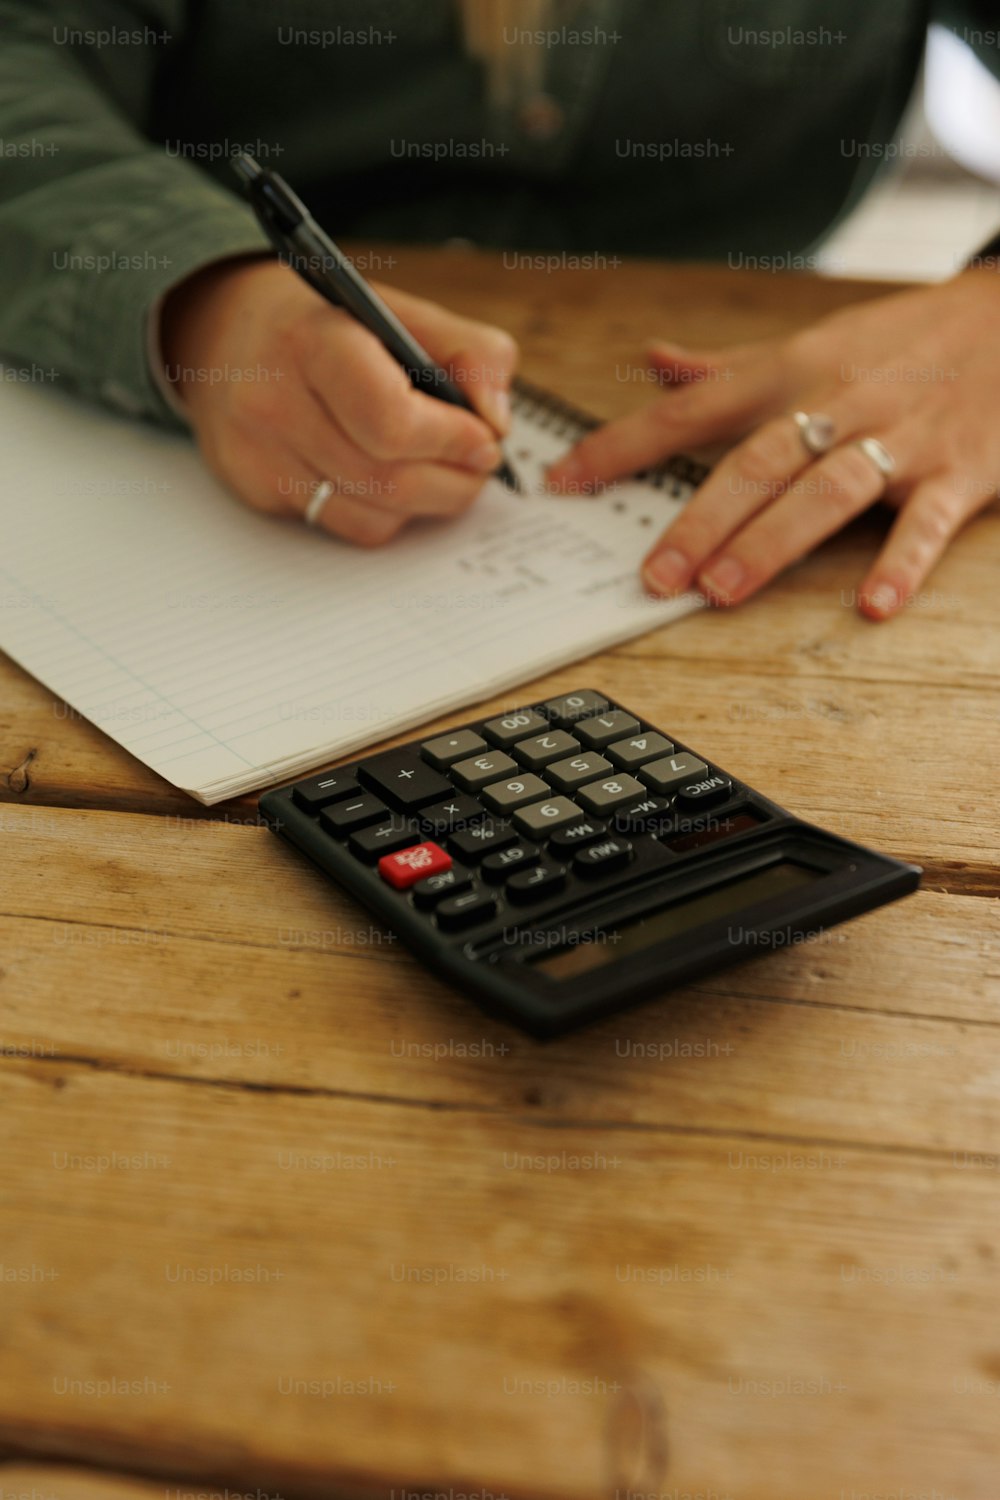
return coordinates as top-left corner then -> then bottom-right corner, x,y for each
641,413 -> 815,594
547,359 -> 780,490
855,477 -> 970,619
208,428 -> 322,518
311,488 -> 406,548
393,288 -> 520,434
303,317 -> 503,471
646,340 -> 734,387
641,398 -> 865,595
285,390 -> 493,520
695,434 -> 909,606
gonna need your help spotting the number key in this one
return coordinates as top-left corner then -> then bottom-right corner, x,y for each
640,753 -> 709,796
546,752 -> 613,792
481,773 -> 551,813
543,690 -> 611,725
451,751 -> 518,791
513,796 -> 583,837
575,711 -> 640,749
481,709 -> 548,746
607,732 -> 674,769
576,774 -> 646,814
512,730 -> 580,770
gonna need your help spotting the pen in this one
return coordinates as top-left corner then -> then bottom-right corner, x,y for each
233,154 -> 521,493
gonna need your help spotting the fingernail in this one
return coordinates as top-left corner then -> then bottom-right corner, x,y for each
466,441 -> 503,472
482,387 -> 511,434
699,556 -> 745,603
643,546 -> 690,594
865,582 -> 899,616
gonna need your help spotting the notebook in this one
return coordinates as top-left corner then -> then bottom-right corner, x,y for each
0,375 -> 706,804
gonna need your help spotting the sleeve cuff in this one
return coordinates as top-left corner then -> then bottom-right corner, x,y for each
76,201 -> 273,428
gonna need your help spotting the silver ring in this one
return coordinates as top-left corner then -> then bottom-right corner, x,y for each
304,479 -> 335,527
854,437 -> 896,483
793,410 -> 836,457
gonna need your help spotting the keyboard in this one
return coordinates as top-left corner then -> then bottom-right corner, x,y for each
259,689 -> 921,1036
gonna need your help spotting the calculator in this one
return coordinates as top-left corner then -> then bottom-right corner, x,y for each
259,690 -> 920,1037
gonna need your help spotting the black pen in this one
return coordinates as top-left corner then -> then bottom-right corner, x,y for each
233,154 -> 520,492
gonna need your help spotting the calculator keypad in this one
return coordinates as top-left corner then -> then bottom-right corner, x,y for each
288,692 -> 754,943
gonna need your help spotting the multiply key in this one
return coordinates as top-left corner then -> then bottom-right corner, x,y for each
357,749 -> 453,809
419,792 -> 484,835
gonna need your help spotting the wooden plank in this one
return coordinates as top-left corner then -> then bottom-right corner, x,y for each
1,807 -> 998,1152
2,1062 -> 999,1500
0,1468 -> 168,1500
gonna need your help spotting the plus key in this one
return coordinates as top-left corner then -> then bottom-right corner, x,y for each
357,749 -> 453,810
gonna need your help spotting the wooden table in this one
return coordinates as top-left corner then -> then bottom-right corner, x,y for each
2,249 -> 998,1500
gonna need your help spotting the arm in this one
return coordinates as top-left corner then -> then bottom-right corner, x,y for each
0,0 -> 269,425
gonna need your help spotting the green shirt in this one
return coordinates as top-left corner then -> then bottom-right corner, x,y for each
0,0 -> 994,426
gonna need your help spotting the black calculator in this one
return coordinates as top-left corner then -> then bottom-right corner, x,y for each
259,689 -> 920,1037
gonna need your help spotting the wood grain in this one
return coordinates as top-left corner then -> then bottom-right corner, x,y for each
1,250 -> 998,1500
4,1061 -> 1000,1500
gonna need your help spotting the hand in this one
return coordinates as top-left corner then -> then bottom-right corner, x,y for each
160,257 -> 518,545
547,271 -> 1000,618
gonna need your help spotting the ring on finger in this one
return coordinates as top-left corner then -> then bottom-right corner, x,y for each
793,410 -> 836,457
304,478 -> 335,527
853,436 -> 896,492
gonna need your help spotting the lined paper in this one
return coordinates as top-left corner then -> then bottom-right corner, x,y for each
0,379 -> 701,802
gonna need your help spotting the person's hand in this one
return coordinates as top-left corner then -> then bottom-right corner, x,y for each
160,257 -> 518,544
547,271 -> 1000,618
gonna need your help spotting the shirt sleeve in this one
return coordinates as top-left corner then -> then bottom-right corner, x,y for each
0,0 -> 272,427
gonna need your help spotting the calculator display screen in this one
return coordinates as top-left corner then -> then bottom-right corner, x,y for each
534,860 -> 820,980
